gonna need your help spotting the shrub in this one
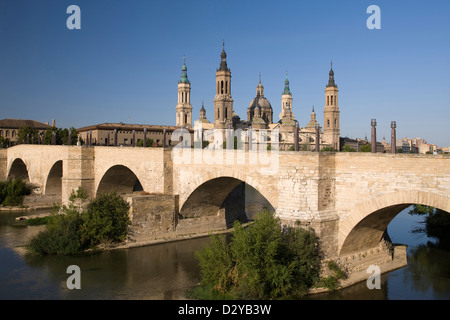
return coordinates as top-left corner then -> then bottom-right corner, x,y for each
81,192 -> 130,247
26,209 -> 85,255
26,191 -> 130,256
359,144 -> 371,152
194,209 -> 321,299
0,178 -> 34,207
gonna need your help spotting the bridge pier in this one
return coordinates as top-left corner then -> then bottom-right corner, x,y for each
0,149 -> 6,180
61,146 -> 95,204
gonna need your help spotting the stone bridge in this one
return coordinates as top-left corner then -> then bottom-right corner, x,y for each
1,145 -> 449,275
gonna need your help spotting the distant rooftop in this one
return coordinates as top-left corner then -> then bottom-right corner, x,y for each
0,119 -> 52,130
77,122 -> 192,132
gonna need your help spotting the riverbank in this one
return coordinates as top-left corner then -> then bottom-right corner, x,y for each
0,205 -> 52,212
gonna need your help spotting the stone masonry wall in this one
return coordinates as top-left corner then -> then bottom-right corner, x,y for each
127,194 -> 179,243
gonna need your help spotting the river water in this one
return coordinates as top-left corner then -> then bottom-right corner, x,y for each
0,207 -> 449,300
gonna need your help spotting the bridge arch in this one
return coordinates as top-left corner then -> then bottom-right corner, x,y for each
7,158 -> 30,181
96,165 -> 143,195
45,160 -> 63,196
338,191 -> 450,256
179,175 -> 275,227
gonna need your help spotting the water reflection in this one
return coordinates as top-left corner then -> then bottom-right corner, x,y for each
402,244 -> 450,299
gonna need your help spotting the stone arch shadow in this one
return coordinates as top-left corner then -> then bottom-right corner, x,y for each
96,165 -> 144,196
7,158 -> 30,181
179,176 -> 276,229
45,160 -> 63,196
338,191 -> 450,256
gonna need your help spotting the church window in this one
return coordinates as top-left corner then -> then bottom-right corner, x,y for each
334,119 -> 337,128
331,96 -> 333,105
327,96 -> 329,105
185,114 -> 188,124
221,81 -> 224,94
225,108 -> 228,118
327,120 -> 330,128
225,81 -> 228,94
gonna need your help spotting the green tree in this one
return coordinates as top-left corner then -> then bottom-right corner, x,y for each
43,127 -> 60,145
42,127 -> 77,145
0,178 -> 34,206
342,144 -> 356,152
359,144 -> 371,152
17,126 -> 39,144
81,192 -> 130,247
194,209 -> 321,299
136,138 -> 154,147
26,207 -> 85,255
60,127 -> 78,145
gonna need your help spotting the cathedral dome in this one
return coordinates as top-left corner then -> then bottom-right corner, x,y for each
247,76 -> 273,125
248,96 -> 272,111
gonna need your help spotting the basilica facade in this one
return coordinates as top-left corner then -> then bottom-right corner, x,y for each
176,44 -> 341,151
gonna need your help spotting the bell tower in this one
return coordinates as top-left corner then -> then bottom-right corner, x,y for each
280,72 -> 294,122
176,57 -> 192,128
214,42 -> 234,129
323,62 -> 340,150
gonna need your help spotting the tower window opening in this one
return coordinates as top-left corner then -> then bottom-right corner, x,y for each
327,120 -> 330,128
327,96 -> 329,106
334,119 -> 337,128
221,81 -> 224,94
225,81 -> 228,94
331,96 -> 333,105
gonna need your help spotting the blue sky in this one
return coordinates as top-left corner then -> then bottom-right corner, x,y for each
0,0 -> 449,147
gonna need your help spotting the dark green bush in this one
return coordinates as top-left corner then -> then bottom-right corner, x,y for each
0,178 -> 33,207
26,191 -> 130,256
81,192 -> 131,247
26,209 -> 85,255
194,209 -> 321,299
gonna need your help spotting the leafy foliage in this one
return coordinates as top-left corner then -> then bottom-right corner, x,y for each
359,144 -> 371,152
26,190 -> 130,256
26,208 -> 85,255
194,209 -> 321,299
42,127 -> 78,145
0,178 -> 34,206
341,144 -> 356,152
17,126 -> 39,144
81,192 -> 130,247
136,138 -> 154,147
